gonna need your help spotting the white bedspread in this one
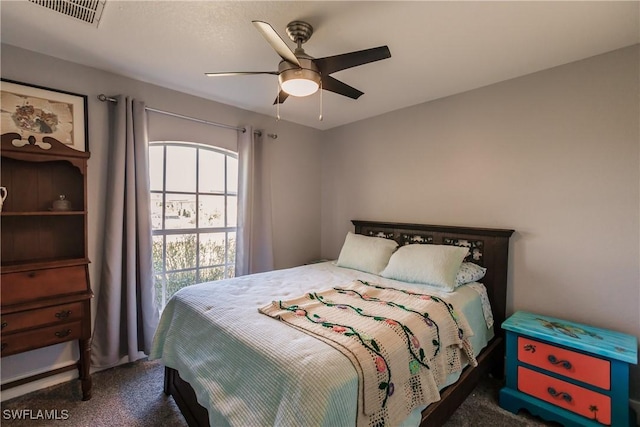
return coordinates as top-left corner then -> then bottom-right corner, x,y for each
150,262 -> 493,427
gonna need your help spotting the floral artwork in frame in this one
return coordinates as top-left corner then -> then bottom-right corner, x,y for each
1,79 -> 88,151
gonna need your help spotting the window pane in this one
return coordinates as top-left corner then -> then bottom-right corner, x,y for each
227,196 -> 237,227
150,193 -> 163,230
152,235 -> 164,273
166,270 -> 196,300
199,149 -> 225,193
227,157 -> 238,193
226,266 -> 235,279
165,234 -> 197,271
154,274 -> 164,309
166,146 -> 196,192
165,194 -> 196,229
198,267 -> 225,283
227,231 -> 236,265
199,232 -> 226,266
199,195 -> 225,227
149,145 -> 164,191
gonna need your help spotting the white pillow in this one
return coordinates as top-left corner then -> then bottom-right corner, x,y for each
455,262 -> 487,287
381,244 -> 469,291
336,232 -> 398,274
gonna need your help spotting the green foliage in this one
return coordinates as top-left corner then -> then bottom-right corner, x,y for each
153,234 -> 236,308
166,234 -> 197,270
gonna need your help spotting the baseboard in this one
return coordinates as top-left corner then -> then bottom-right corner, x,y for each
630,398 -> 640,425
1,353 -> 147,402
0,370 -> 78,402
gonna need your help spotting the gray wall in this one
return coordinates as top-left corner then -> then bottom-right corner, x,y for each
2,42 -> 638,406
0,44 -> 323,398
321,45 -> 640,399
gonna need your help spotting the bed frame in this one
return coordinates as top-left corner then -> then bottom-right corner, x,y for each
164,220 -> 514,427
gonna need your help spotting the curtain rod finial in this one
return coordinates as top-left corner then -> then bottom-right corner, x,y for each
98,94 -> 117,103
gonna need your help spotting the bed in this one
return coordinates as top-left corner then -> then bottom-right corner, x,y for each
151,220 -> 514,426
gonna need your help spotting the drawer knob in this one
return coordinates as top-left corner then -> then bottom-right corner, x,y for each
55,310 -> 72,319
548,355 -> 572,370
547,387 -> 572,402
1,322 -> 7,329
55,329 -> 72,338
1,343 -> 6,351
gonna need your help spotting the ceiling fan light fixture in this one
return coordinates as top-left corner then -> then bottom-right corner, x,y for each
279,68 -> 321,97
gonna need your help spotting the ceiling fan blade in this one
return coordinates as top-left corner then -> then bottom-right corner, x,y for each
205,71 -> 278,77
272,90 -> 290,105
252,21 -> 301,66
315,46 -> 391,75
322,76 -> 364,100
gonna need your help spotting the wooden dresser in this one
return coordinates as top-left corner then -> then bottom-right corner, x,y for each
0,134 -> 92,400
500,311 -> 637,426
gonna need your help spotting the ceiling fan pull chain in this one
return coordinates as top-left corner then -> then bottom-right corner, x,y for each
319,79 -> 323,121
276,79 -> 281,121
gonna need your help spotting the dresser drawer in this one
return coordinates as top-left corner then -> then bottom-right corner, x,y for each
518,366 -> 611,425
518,336 -> 610,389
1,302 -> 84,333
1,265 -> 88,305
1,320 -> 84,356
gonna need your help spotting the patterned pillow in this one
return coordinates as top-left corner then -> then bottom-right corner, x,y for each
380,244 -> 469,292
455,262 -> 487,287
336,232 -> 398,275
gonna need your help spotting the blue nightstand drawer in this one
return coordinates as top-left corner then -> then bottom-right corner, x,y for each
517,336 -> 610,389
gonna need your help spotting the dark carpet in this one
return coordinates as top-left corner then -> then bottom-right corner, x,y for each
1,359 -> 555,426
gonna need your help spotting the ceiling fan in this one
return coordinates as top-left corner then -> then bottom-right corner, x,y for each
205,20 -> 391,104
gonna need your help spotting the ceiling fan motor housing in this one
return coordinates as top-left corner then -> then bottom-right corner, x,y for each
278,57 -> 321,96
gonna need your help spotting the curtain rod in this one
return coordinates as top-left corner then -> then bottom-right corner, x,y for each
97,94 -> 277,139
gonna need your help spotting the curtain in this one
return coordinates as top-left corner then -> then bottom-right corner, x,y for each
92,96 -> 159,368
235,127 -> 274,276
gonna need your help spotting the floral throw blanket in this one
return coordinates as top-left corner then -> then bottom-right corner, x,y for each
259,280 -> 477,427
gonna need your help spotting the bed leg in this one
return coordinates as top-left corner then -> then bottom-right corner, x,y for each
489,337 -> 505,379
490,358 -> 505,379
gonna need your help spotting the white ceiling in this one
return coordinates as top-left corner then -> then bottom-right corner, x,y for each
1,1 -> 638,130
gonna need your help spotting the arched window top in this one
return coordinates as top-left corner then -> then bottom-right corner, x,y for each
150,140 -> 237,157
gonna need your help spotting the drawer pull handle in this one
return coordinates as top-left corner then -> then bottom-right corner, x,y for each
27,271 -> 36,278
1,343 -> 7,351
547,387 -> 572,402
55,310 -> 72,319
1,322 -> 7,329
55,329 -> 72,338
548,355 -> 572,370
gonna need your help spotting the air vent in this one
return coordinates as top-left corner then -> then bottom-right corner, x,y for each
28,0 -> 106,27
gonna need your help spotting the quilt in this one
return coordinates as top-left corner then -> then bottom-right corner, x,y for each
260,279 -> 477,427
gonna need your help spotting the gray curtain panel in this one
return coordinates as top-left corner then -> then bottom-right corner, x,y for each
92,96 -> 159,368
235,127 -> 274,276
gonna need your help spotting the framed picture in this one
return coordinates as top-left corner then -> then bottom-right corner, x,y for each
1,79 -> 88,151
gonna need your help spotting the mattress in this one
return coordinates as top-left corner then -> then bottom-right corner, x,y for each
150,261 -> 494,427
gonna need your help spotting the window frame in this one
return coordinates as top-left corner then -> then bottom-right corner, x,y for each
149,141 -> 238,309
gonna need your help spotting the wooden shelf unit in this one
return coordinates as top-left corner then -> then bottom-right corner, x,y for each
0,134 -> 93,400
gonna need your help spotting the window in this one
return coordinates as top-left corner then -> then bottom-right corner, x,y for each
149,141 -> 238,309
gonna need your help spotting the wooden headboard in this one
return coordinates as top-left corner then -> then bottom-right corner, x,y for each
352,220 -> 514,335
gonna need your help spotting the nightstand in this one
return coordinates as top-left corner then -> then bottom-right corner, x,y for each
499,311 -> 637,426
